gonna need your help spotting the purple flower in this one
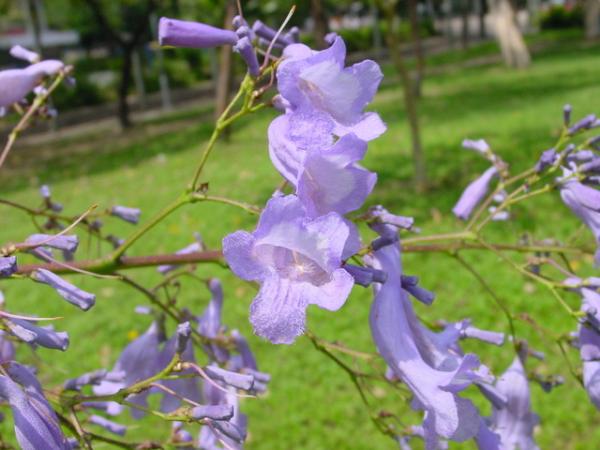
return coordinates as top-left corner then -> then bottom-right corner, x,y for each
223,195 -> 354,344
0,256 -> 17,277
344,264 -> 387,287
452,167 -> 498,220
0,363 -> 71,449
157,323 -> 202,413
198,278 -> 229,363
64,369 -> 108,391
401,274 -> 436,305
159,18 -> 238,48
25,234 -> 79,253
233,37 -> 259,76
277,36 -> 385,142
489,355 -> 539,450
0,59 -> 64,108
157,236 -> 203,274
368,232 -> 485,444
252,20 -> 293,47
32,269 -> 95,310
5,319 -> 69,351
563,104 -> 572,126
94,322 -> 163,417
568,114 -> 597,135
559,179 -> 600,264
191,404 -> 234,421
111,206 -> 141,224
534,148 -> 557,173
199,386 -> 247,449
462,139 -> 490,155
0,331 -> 15,363
88,415 -> 127,436
294,133 -> 377,216
9,45 -> 39,63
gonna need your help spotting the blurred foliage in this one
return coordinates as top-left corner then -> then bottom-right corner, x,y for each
539,4 -> 584,30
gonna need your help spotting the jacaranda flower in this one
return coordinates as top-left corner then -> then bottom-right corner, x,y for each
0,363 -> 71,449
453,167 -> 498,220
277,36 -> 385,142
223,195 -> 353,344
489,354 -> 540,450
32,269 -> 96,311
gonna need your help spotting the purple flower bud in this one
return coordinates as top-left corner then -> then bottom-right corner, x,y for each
39,185 -> 51,199
176,321 -> 191,354
400,275 -> 436,305
344,264 -> 388,287
64,369 -> 108,391
460,324 -> 505,346
110,206 -> 141,224
203,365 -> 254,391
0,256 -> 17,278
212,420 -> 247,444
589,135 -> 600,149
231,329 -> 258,371
234,36 -> 260,76
25,234 -> 79,253
191,404 -> 234,421
581,158 -> 600,174
252,20 -> 292,47
88,415 -> 127,436
0,331 -> 15,363
232,15 -> 246,30
563,104 -> 572,126
371,234 -> 399,251
235,25 -> 251,39
452,166 -> 498,220
107,235 -> 125,249
82,401 -> 123,416
568,114 -> 597,135
534,148 -> 557,173
5,319 -> 69,351
157,239 -> 202,274
286,26 -> 300,43
134,305 -> 152,315
462,138 -> 490,155
32,269 -> 96,311
159,17 -> 238,48
10,45 -> 40,63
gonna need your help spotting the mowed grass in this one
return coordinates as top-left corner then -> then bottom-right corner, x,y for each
1,31 -> 600,448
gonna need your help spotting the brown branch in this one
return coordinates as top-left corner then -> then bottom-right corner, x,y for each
13,239 -> 593,275
16,250 -> 223,274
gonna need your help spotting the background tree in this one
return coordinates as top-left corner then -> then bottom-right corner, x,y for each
585,0 -> 600,39
490,0 -> 530,68
78,0 -> 160,129
377,0 -> 427,192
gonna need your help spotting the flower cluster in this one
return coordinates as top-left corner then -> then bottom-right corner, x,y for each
0,45 -> 66,117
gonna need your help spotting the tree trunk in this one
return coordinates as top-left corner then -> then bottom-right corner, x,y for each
586,0 -> 600,40
118,48 -> 133,129
408,0 -> 425,98
460,0 -> 471,49
477,0 -> 487,38
311,0 -> 329,48
214,0 -> 235,123
490,0 -> 530,68
380,2 -> 427,192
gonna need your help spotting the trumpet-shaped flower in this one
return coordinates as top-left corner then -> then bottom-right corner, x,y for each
223,195 -> 353,344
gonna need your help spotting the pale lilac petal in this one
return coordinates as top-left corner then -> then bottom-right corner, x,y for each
250,275 -> 307,344
222,231 -> 265,281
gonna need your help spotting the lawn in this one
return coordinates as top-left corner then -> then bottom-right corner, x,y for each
1,31 -> 600,448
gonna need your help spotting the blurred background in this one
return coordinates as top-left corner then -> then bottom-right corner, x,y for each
1,0 -> 600,449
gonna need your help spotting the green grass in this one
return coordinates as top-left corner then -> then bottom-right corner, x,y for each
1,32 -> 600,448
